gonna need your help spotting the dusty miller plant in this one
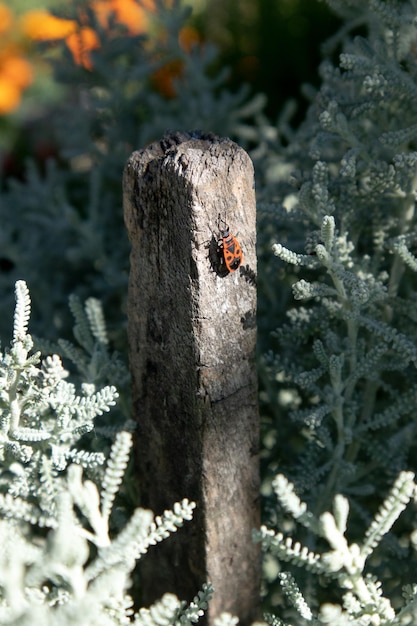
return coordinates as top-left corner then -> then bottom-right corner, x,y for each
252,0 -> 417,623
0,281 -> 212,626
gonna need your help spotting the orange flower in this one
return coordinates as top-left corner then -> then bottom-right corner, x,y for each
20,10 -> 77,41
178,26 -> 200,53
110,0 -> 149,35
151,27 -> 202,98
0,3 -> 36,115
20,1 -> 156,71
0,50 -> 33,114
92,0 -> 152,35
0,3 -> 12,36
65,27 -> 100,71
0,76 -> 21,114
20,9 -> 99,71
2,0 -> 194,90
151,59 -> 183,99
1,54 -> 33,89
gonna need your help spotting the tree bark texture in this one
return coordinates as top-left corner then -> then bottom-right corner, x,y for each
123,131 -> 259,626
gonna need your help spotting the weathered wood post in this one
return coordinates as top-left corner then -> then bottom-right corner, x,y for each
123,131 -> 259,625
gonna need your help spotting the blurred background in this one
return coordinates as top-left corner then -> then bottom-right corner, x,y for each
1,0 -> 339,166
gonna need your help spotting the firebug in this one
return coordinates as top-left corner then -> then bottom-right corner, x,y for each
218,216 -> 243,273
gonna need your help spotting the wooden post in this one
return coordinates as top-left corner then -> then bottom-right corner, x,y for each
123,131 -> 259,625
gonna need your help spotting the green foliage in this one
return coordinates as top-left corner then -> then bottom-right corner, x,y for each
0,281 -> 209,625
254,0 -> 417,622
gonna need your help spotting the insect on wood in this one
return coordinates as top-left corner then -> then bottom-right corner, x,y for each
217,215 -> 243,273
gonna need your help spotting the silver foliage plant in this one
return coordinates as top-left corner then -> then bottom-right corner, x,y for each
255,471 -> 417,625
0,281 -> 210,626
254,0 -> 417,624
